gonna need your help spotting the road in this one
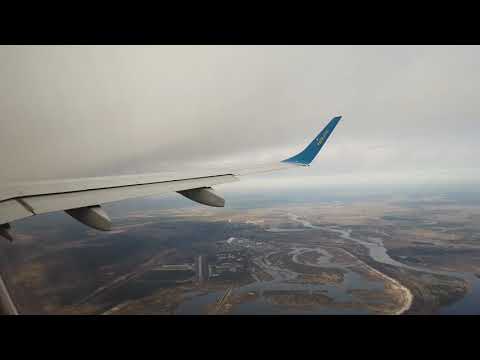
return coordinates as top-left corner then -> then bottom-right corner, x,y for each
212,286 -> 233,314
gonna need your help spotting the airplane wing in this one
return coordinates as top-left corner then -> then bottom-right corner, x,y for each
0,116 -> 342,240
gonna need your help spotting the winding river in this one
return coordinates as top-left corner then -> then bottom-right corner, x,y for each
276,213 -> 480,315
176,213 -> 480,315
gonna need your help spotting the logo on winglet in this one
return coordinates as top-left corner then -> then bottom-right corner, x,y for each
316,130 -> 330,146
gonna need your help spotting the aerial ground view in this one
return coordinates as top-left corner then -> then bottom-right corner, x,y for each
1,185 -> 479,315
1,46 -> 480,316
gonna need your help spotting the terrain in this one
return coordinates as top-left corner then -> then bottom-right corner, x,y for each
1,188 -> 479,315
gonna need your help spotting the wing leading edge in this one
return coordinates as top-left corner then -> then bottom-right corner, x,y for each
0,116 -> 342,239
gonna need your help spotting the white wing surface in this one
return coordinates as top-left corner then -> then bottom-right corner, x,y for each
0,116 -> 342,239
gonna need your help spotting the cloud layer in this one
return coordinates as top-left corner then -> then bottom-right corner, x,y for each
1,46 -> 479,189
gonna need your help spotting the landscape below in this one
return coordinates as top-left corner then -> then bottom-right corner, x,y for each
1,186 -> 479,315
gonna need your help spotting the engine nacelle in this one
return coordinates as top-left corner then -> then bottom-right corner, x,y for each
177,187 -> 225,207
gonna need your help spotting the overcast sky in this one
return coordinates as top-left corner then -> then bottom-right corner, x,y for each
1,45 -> 479,191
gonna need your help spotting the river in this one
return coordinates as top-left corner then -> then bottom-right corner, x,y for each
177,213 -> 479,315
278,213 -> 480,315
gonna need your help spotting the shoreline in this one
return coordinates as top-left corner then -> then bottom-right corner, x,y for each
339,249 -> 413,315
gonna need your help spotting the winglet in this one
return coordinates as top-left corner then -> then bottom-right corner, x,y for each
281,116 -> 342,166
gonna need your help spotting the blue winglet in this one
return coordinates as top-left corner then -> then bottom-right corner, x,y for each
281,116 -> 342,166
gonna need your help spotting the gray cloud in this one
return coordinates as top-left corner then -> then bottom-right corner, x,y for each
1,45 -> 479,190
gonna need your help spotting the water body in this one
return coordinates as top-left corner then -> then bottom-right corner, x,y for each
176,213 -> 480,314
276,214 -> 480,315
176,269 -> 378,315
439,273 -> 480,315
176,217 -> 391,315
